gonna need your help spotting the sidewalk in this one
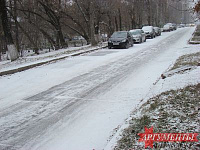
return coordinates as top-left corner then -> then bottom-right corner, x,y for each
0,43 -> 107,76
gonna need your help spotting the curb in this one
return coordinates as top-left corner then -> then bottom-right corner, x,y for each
0,45 -> 107,76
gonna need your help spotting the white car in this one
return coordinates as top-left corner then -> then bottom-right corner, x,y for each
163,24 -> 171,32
130,29 -> 146,43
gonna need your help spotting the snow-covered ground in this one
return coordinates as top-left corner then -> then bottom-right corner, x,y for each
0,44 -> 107,72
0,27 -> 198,150
105,51 -> 200,150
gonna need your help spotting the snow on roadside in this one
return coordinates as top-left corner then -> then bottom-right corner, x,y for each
105,65 -> 200,149
104,29 -> 200,150
113,83 -> 200,150
0,44 -> 107,72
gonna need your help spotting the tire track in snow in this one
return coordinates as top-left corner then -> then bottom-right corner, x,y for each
0,28 -> 190,149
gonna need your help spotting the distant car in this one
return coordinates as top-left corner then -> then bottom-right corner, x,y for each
108,31 -> 134,49
142,26 -> 155,39
129,29 -> 146,43
190,24 -> 195,27
166,23 -> 175,31
172,23 -> 177,30
72,36 -> 84,40
180,24 -> 185,28
163,24 -> 171,32
154,27 -> 161,36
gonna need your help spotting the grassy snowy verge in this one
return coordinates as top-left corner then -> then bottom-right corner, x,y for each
190,25 -> 200,43
114,52 -> 200,149
114,84 -> 200,150
170,52 -> 200,71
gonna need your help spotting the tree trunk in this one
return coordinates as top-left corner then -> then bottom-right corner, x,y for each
0,0 -> 18,61
38,1 -> 68,49
115,16 -> 118,31
107,13 -> 114,37
14,0 -> 20,52
90,2 -> 97,46
118,8 -> 122,31
7,9 -> 40,53
57,27 -> 68,48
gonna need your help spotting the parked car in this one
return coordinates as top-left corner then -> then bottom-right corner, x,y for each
190,23 -> 195,27
142,26 -> 155,39
166,23 -> 176,31
72,36 -> 84,40
179,24 -> 186,28
172,23 -> 177,30
166,23 -> 173,31
129,29 -> 146,43
108,31 -> 134,49
154,27 -> 161,36
163,24 -> 171,32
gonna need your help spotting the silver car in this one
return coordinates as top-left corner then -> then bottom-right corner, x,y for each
130,29 -> 146,43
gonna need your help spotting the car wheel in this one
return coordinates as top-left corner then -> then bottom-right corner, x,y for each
124,43 -> 129,49
139,38 -> 142,43
108,46 -> 112,49
130,42 -> 133,47
132,42 -> 134,47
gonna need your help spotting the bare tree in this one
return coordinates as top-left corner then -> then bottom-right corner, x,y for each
0,0 -> 188,62
0,0 -> 18,61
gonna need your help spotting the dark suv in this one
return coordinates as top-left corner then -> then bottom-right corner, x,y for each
108,31 -> 133,49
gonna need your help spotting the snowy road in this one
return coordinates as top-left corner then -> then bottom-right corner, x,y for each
0,27 -> 195,150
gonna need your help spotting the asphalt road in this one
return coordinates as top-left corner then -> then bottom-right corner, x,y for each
0,28 -> 193,150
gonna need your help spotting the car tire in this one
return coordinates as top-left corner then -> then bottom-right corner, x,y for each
108,46 -> 112,49
130,42 -> 133,47
139,38 -> 142,43
124,43 -> 129,49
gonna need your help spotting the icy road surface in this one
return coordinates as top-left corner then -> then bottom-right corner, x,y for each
0,27 -> 195,150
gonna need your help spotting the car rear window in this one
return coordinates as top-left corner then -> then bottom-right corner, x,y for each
130,30 -> 140,35
111,32 -> 127,38
142,26 -> 152,31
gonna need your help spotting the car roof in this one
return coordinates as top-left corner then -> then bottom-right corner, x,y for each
142,26 -> 153,28
164,24 -> 170,26
114,31 -> 128,33
130,29 -> 141,32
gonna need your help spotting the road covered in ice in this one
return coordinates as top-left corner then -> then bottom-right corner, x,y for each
0,27 -> 195,150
